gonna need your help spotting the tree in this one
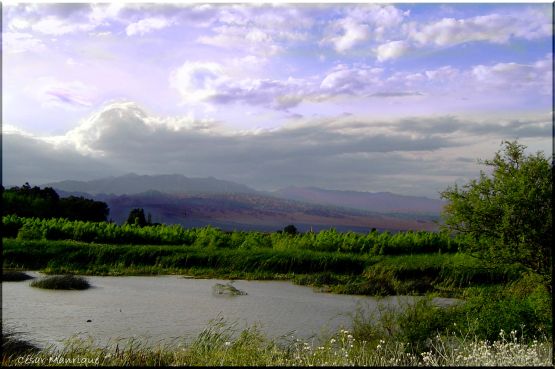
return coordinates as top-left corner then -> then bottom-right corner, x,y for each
59,196 -> 109,222
283,224 -> 298,235
440,140 -> 552,284
126,208 -> 147,227
2,184 -> 109,222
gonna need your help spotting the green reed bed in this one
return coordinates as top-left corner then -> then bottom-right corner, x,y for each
30,275 -> 90,290
3,238 -> 522,297
3,238 -> 366,276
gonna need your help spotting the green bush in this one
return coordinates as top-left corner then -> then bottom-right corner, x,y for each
30,275 -> 91,290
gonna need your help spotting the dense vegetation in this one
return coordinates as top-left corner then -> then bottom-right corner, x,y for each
441,140 -> 552,284
3,215 -> 460,255
2,183 -> 109,222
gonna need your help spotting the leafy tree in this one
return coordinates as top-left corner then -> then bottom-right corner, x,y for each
126,208 -> 147,227
2,183 -> 60,218
440,140 -> 552,285
2,184 -> 109,222
283,224 -> 298,235
59,196 -> 109,222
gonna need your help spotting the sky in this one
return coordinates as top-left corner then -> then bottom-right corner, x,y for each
2,2 -> 553,198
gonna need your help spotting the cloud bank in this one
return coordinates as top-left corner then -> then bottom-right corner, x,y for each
3,102 -> 551,198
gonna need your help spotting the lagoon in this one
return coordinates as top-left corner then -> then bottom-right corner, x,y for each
2,272 -> 457,348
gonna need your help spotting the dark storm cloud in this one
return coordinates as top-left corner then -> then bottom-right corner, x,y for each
3,102 -> 550,197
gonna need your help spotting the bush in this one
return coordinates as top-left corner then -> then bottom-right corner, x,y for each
30,275 -> 91,290
2,271 -> 34,281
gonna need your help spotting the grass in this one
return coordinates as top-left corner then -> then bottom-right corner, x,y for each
2,270 -> 34,282
1,331 -> 40,357
1,320 -> 551,366
3,238 -> 521,297
30,275 -> 91,290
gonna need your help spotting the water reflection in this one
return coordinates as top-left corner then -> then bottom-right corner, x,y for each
2,272 -> 458,348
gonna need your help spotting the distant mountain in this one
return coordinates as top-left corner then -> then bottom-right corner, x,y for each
45,174 -> 443,232
273,186 -> 445,215
44,173 -> 257,195
59,190 -> 439,233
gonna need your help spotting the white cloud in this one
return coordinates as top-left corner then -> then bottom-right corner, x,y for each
320,65 -> 383,94
2,32 -> 46,54
410,9 -> 551,47
196,5 -> 311,56
32,15 -> 95,35
4,3 -> 122,39
322,5 -> 406,53
170,61 -> 313,110
169,62 -> 226,104
376,40 -> 409,62
327,18 -> 369,53
8,17 -> 31,30
169,54 -> 552,112
126,17 -> 173,36
471,54 -> 552,94
424,66 -> 459,80
88,3 -> 124,25
197,25 -> 283,56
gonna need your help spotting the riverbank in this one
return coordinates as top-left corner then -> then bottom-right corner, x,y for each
2,238 -> 521,298
2,316 -> 552,366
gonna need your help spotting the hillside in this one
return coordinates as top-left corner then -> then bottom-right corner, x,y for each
46,174 -> 443,232
273,186 -> 445,214
45,173 -> 257,195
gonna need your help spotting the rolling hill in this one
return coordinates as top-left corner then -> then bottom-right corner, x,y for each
273,186 -> 445,214
46,174 -> 444,232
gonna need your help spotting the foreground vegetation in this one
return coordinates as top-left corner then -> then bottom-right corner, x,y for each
3,303 -> 551,367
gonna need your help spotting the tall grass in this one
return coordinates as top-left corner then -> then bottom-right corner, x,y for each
1,321 -> 551,366
3,239 -> 522,296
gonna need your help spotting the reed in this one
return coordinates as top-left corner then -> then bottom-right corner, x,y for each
1,322 -> 551,366
30,275 -> 90,290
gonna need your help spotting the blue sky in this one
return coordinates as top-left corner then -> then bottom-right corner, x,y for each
2,3 -> 552,198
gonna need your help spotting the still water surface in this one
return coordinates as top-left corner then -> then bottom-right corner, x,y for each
3,272 -> 457,348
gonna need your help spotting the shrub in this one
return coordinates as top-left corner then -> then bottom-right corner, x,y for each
30,275 -> 91,290
2,270 -> 34,281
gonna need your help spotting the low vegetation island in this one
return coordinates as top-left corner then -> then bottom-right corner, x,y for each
29,275 -> 91,290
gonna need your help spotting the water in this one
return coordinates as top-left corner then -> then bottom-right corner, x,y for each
2,272 -> 458,348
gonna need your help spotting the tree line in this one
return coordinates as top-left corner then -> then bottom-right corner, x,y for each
2,183 -> 109,222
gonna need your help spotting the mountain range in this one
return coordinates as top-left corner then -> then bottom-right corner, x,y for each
45,174 -> 445,232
